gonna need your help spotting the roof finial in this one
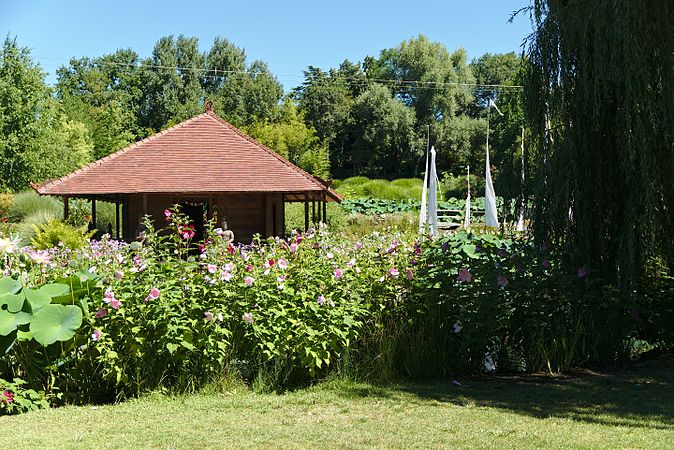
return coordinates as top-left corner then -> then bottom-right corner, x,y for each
204,100 -> 214,112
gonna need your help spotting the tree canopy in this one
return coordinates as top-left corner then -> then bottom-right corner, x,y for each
0,33 -> 522,191
524,0 -> 674,291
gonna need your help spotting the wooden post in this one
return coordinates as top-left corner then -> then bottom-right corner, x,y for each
304,192 -> 309,231
63,196 -> 69,221
115,195 -> 120,240
322,192 -> 327,224
311,199 -> 316,224
91,198 -> 97,229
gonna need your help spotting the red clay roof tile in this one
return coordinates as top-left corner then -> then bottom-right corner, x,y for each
33,111 -> 340,201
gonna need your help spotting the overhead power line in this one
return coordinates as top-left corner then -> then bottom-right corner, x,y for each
34,55 -> 523,92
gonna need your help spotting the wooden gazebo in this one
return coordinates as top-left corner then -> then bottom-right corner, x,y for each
32,105 -> 340,243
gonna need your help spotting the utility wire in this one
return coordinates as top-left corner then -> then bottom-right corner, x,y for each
35,55 -> 523,92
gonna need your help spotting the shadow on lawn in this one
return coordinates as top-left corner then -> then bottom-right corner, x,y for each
339,359 -> 674,430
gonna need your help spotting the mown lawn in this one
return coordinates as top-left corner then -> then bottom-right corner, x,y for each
2,364 -> 673,449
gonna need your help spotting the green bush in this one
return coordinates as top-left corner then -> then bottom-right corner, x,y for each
8,191 -> 62,222
14,210 -> 60,245
31,220 -> 93,250
0,193 -> 13,219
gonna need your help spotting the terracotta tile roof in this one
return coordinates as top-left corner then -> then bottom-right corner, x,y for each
33,111 -> 340,201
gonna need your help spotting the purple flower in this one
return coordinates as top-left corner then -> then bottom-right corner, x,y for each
204,311 -> 214,322
497,248 -> 507,257
452,321 -> 463,333
577,267 -> 587,279
115,270 -> 124,280
110,298 -> 122,310
244,277 -> 255,286
441,242 -> 448,253
289,243 -> 299,253
317,295 -> 326,306
541,259 -> 550,269
389,268 -> 399,278
278,258 -> 288,270
334,268 -> 344,280
355,242 -> 364,250
406,268 -> 414,280
95,308 -> 107,318
497,275 -> 509,288
221,270 -> 233,282
457,268 -> 472,283
91,330 -> 102,341
207,264 -> 218,274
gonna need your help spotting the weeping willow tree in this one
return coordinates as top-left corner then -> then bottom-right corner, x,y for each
524,0 -> 674,292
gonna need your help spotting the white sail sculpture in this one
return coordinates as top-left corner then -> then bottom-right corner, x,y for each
419,146 -> 439,237
418,146 -> 429,234
484,99 -> 501,228
428,146 -> 438,236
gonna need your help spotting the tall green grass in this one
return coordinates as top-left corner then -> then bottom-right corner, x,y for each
8,191 -> 62,222
336,177 -> 424,201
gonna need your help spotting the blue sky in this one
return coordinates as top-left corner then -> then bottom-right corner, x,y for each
1,1 -> 533,90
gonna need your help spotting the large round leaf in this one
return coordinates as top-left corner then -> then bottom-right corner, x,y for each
0,294 -> 24,313
0,277 -> 21,296
30,304 -> 82,346
25,288 -> 51,312
38,283 -> 70,298
0,309 -> 31,336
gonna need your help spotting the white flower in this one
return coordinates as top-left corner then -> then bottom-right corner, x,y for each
0,236 -> 20,254
452,321 -> 463,333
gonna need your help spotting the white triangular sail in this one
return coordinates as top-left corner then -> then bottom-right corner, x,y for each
418,148 -> 429,234
485,101 -> 499,228
428,146 -> 438,237
464,165 -> 471,228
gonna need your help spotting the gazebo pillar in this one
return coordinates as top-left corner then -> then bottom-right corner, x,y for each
322,192 -> 327,224
63,196 -> 69,221
91,198 -> 97,230
304,192 -> 309,231
115,195 -> 120,240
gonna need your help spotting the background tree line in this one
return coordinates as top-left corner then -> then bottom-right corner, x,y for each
0,33 -> 523,192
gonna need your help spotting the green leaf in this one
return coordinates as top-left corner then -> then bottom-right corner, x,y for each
0,293 -> 25,313
24,289 -> 52,312
0,277 -> 21,295
461,244 -> 479,259
38,283 -> 70,298
30,304 -> 83,346
166,342 -> 178,354
0,310 -> 20,336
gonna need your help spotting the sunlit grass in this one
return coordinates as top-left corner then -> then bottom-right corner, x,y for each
3,368 -> 672,449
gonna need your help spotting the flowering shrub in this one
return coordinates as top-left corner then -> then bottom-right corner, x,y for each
0,205 -> 670,406
82,209 -> 414,393
0,378 -> 49,415
399,230 -> 636,376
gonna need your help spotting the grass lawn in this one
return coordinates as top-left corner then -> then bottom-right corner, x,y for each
2,363 -> 673,449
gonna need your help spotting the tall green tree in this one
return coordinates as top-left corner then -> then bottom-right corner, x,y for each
204,36 -> 283,127
56,49 -> 141,158
350,84 -> 420,177
138,35 -> 205,131
0,37 -> 49,191
294,63 -> 358,176
367,35 -> 475,125
245,99 -> 330,178
524,0 -> 674,290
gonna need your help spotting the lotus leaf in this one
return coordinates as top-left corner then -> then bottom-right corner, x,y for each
30,304 -> 82,346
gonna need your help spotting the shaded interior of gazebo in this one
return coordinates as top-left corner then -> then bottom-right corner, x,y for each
33,107 -> 340,243
60,190 -> 333,243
